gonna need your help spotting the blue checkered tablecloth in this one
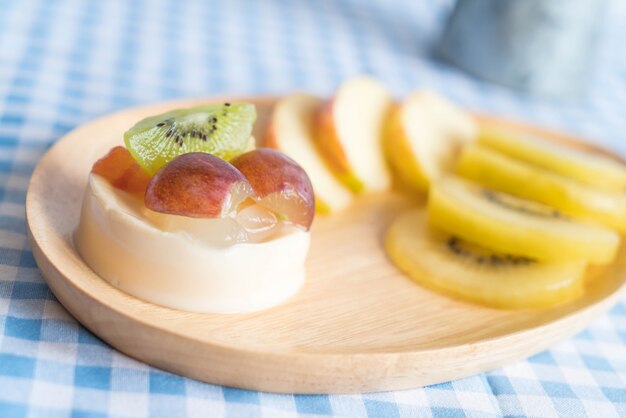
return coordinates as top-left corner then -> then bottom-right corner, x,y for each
2,0 -> 626,417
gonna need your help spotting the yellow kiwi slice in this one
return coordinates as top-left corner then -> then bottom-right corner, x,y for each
479,126 -> 626,192
457,145 -> 626,231
428,177 -> 620,264
385,210 -> 586,309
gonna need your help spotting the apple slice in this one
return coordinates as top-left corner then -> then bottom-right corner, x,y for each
314,76 -> 394,193
265,93 -> 353,214
386,91 -> 477,191
231,148 -> 315,230
145,152 -> 253,218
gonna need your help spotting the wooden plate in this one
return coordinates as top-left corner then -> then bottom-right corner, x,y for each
26,96 -> 626,394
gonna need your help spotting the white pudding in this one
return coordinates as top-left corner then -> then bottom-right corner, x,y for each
75,174 -> 310,313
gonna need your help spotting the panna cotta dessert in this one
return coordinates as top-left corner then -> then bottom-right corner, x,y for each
75,103 -> 315,313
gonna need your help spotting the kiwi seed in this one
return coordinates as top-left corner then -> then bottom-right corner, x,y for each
446,235 -> 536,267
482,189 -> 563,219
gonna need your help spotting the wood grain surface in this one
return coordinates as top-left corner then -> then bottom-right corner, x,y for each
25,96 -> 626,394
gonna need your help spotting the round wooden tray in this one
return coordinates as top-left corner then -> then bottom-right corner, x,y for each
26,96 -> 626,394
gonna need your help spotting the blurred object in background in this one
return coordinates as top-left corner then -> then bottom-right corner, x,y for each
436,0 -> 609,99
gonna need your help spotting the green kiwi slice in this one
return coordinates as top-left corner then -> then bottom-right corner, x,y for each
124,102 -> 256,175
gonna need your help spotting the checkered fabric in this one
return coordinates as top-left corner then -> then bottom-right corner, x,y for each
1,0 -> 626,417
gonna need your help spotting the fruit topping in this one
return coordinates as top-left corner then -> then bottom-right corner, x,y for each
91,146 -> 152,196
144,152 -> 253,218
124,103 -> 256,175
231,148 -> 315,230
234,203 -> 280,242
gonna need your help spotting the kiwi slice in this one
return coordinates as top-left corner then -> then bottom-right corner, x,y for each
479,126 -> 626,192
457,144 -> 626,231
124,103 -> 256,175
428,176 -> 620,264
385,209 -> 586,309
